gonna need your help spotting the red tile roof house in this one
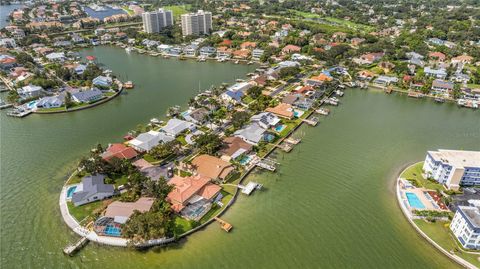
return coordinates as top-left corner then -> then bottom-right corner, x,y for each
282,44 -> 301,54
428,51 -> 446,62
190,154 -> 235,182
354,52 -> 384,65
451,55 -> 473,65
101,143 -> 138,162
167,175 -> 221,215
240,41 -> 257,50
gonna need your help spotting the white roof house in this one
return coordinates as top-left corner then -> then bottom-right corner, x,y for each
251,112 -> 281,129
234,122 -> 267,145
161,118 -> 194,137
128,130 -> 174,152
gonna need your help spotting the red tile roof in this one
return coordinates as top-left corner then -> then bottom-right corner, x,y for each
101,143 -> 138,162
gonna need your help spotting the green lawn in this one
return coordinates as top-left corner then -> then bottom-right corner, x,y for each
414,220 -> 480,266
67,200 -> 104,223
242,95 -> 254,104
163,5 -> 190,18
401,162 -> 444,190
174,216 -> 194,235
36,106 -> 67,112
122,6 -> 134,16
176,135 -> 188,146
289,9 -> 321,19
67,171 -> 87,184
323,16 -> 375,32
143,154 -> 159,163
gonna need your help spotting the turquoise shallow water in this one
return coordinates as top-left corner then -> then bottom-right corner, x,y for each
1,46 -> 479,268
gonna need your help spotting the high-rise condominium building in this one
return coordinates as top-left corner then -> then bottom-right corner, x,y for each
142,9 -> 173,33
180,10 -> 212,36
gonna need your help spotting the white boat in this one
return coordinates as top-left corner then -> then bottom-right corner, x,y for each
125,47 -> 133,53
150,118 -> 163,125
247,61 -> 253,65
316,108 -> 330,115
335,90 -> 344,97
457,99 -> 466,106
236,78 -> 244,82
198,56 -> 206,62
234,60 -> 239,64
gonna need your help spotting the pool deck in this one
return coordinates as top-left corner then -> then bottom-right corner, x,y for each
395,162 -> 478,269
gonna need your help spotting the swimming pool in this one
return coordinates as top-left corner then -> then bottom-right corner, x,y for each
104,225 -> 121,237
274,125 -> 286,132
406,192 -> 425,209
239,156 -> 252,165
66,186 -> 77,199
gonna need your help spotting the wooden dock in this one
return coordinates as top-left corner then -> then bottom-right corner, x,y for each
63,237 -> 89,256
214,217 -> 233,232
302,118 -> 318,126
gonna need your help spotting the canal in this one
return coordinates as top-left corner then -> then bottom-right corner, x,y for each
1,46 -> 479,268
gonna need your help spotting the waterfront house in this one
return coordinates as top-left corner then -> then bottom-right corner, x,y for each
306,73 -> 333,86
169,46 -> 183,56
35,95 -> 63,108
222,90 -> 244,104
251,112 -> 281,129
128,130 -> 174,152
219,136 -> 253,161
431,79 -> 454,96
92,76 -> 112,87
424,67 -> 447,79
282,93 -> 314,110
0,38 -> 17,48
423,149 -> 480,190
373,75 -> 398,86
234,122 -> 268,145
240,41 -> 256,50
183,45 -> 198,57
101,143 -> 138,162
190,154 -> 235,182
357,70 -> 376,80
450,204 -> 480,250
183,107 -> 209,124
462,88 -> 480,101
216,46 -> 232,59
199,46 -> 216,57
71,88 -> 103,103
18,85 -> 42,98
103,197 -> 154,224
265,103 -> 294,119
232,49 -> 250,59
161,118 -> 195,137
167,175 -> 221,216
71,174 -> 115,206
251,49 -> 264,60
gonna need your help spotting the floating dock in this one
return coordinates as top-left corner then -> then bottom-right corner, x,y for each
214,217 -> 233,232
7,109 -> 32,117
63,237 -> 89,256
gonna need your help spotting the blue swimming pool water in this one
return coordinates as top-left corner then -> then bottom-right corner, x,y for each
274,125 -> 286,132
104,225 -> 121,237
66,186 -> 77,198
294,111 -> 299,117
406,192 -> 425,209
239,156 -> 252,165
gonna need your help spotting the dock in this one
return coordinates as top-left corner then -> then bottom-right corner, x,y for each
63,237 -> 89,256
302,117 -> 318,126
255,158 -> 278,171
214,217 -> 233,232
0,103 -> 13,109
7,109 -> 33,117
241,182 -> 262,195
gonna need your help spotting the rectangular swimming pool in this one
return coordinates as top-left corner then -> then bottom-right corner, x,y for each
406,192 -> 425,209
